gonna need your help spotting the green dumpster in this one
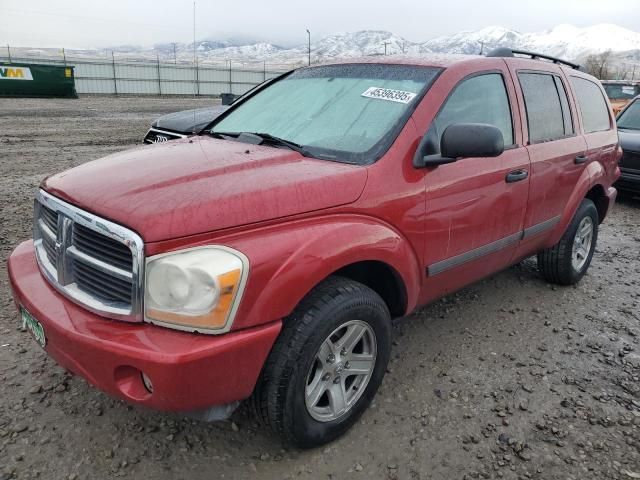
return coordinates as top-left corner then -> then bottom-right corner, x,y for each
0,63 -> 78,98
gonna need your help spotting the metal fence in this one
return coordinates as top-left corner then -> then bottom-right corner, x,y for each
0,56 -> 288,96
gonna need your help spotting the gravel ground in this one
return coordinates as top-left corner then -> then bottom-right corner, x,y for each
1,96 -> 639,480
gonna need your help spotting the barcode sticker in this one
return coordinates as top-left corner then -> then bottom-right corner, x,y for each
361,87 -> 417,104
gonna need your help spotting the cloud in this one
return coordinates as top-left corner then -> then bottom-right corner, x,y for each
2,0 -> 639,48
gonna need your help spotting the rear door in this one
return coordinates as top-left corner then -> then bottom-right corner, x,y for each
505,62 -> 587,249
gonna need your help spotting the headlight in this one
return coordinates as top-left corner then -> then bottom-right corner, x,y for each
144,246 -> 248,333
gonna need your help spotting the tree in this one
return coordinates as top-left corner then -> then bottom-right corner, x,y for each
584,50 -> 612,79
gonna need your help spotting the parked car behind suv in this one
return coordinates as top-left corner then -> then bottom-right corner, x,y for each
143,105 -> 229,143
601,80 -> 640,115
615,95 -> 640,194
8,50 -> 620,448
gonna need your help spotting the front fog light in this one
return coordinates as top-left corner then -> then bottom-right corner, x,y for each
144,246 -> 249,333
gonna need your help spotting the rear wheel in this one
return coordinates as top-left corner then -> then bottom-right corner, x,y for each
537,198 -> 598,285
252,276 -> 391,448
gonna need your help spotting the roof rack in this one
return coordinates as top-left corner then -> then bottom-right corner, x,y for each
486,47 -> 582,70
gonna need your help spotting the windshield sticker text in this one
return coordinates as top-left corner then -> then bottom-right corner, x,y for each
361,87 -> 417,104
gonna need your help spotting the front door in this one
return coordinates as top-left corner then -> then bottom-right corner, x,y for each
418,70 -> 530,304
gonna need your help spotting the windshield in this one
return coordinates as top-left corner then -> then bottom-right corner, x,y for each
618,99 -> 640,130
603,84 -> 639,100
210,64 -> 441,164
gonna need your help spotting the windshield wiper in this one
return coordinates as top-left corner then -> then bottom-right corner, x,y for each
251,132 -> 309,155
209,131 -> 240,139
210,131 -> 312,157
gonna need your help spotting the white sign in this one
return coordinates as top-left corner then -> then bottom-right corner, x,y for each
0,66 -> 33,81
622,86 -> 635,95
361,87 -> 417,104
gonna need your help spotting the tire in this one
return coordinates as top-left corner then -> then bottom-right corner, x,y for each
537,198 -> 599,285
252,276 -> 391,448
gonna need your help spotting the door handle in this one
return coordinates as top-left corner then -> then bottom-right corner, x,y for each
505,169 -> 529,183
575,155 -> 588,164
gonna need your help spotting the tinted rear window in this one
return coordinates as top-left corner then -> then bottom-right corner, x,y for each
519,73 -> 570,143
570,77 -> 611,133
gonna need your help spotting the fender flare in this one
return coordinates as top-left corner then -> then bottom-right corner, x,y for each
547,161 -> 605,246
228,215 -> 423,329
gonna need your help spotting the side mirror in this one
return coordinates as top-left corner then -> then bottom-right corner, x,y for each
414,123 -> 505,168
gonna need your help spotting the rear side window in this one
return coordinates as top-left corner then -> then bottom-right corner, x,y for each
434,73 -> 514,146
570,77 -> 611,133
518,73 -> 573,143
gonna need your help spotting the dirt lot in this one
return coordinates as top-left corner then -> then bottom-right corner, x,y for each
0,96 -> 639,480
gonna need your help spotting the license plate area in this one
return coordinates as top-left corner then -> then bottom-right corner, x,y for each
21,308 -> 46,348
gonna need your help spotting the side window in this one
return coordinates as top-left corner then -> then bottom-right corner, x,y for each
570,76 -> 611,133
518,72 -> 572,143
554,76 -> 574,135
432,73 -> 514,151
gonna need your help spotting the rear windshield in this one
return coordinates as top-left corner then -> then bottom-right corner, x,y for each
603,83 -> 640,100
210,64 -> 441,164
618,100 -> 640,130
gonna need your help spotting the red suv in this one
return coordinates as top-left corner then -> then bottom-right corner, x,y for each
8,49 -> 620,448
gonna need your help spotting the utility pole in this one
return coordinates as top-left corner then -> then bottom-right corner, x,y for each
193,1 -> 197,98
6,44 -> 11,63
306,29 -> 311,66
62,47 -> 66,65
479,41 -> 485,55
172,42 -> 177,64
382,41 -> 391,55
111,51 -> 118,96
632,64 -> 637,81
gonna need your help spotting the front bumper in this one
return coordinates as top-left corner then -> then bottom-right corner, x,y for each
8,240 -> 281,412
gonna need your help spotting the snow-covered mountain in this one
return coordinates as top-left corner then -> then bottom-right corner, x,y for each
7,24 -> 640,69
422,24 -> 640,60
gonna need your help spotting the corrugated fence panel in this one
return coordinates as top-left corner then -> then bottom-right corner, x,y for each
0,56 -> 288,95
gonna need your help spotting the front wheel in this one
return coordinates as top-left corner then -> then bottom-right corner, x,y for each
537,198 -> 599,285
252,276 -> 391,448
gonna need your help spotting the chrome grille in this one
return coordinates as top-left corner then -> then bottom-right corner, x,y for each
38,205 -> 58,265
143,128 -> 185,144
73,223 -> 133,271
33,189 -> 144,321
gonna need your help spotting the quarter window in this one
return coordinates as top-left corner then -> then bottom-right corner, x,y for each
519,73 -> 573,143
570,76 -> 612,133
433,73 -> 514,147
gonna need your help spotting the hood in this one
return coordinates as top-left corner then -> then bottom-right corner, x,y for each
152,106 -> 229,133
618,128 -> 640,152
43,136 -> 368,242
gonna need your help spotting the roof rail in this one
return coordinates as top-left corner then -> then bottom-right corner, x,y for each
486,47 -> 582,70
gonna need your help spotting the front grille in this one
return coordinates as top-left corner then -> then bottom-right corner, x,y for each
33,190 -> 144,321
73,261 -> 133,303
38,205 -> 58,265
73,223 -> 133,271
143,128 -> 185,144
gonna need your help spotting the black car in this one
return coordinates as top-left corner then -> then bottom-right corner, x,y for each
616,96 -> 640,194
143,105 -> 229,144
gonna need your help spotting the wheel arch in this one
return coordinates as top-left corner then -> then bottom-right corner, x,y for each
233,216 -> 422,329
332,260 -> 408,318
584,183 -> 609,224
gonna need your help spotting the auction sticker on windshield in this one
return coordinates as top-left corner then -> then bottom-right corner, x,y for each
21,308 -> 46,348
361,87 -> 417,104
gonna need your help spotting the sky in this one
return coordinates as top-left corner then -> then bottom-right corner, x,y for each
2,0 -> 640,49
